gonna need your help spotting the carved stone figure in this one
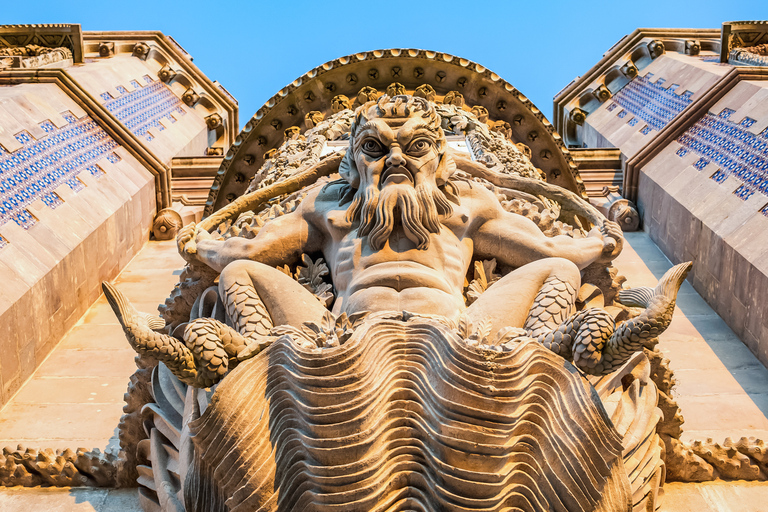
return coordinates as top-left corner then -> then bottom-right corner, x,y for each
106,94 -> 689,511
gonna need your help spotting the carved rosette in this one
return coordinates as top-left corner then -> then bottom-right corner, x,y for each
152,208 -> 183,240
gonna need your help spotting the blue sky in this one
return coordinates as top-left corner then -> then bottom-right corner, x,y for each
4,1 -> 765,128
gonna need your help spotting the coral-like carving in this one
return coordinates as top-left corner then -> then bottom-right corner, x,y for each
0,446 -> 117,487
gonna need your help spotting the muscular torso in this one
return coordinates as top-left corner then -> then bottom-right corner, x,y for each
321,205 -> 473,319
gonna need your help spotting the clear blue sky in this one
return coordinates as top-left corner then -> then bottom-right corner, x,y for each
4,1 -> 765,128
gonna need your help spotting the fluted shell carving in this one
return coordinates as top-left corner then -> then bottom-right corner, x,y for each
185,316 -> 632,512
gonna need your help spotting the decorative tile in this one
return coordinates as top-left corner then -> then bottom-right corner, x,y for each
41,191 -> 64,209
741,117 -> 756,128
40,121 -> 56,133
62,111 -> 78,124
656,78 -> 666,86
761,204 -> 768,217
628,118 -> 638,127
143,75 -> 153,84
0,233 -> 7,249
734,185 -> 754,200
100,92 -> 113,102
711,169 -> 727,183
681,91 -> 694,101
14,131 -> 33,144
106,152 -> 121,164
66,176 -> 85,193
618,110 -> 627,119
610,74 -> 693,132
130,80 -> 142,89
677,112 -> 768,198
10,209 -> 37,229
606,103 -> 618,112
87,164 -> 106,179
0,113 -> 117,227
718,108 -> 735,119
116,85 -> 128,94
668,84 -> 679,93
641,125 -> 652,135
694,158 -> 709,170
101,81 -> 186,141
676,147 -> 688,157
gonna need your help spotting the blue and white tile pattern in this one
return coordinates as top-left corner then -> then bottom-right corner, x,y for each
608,74 -> 693,132
101,78 -> 186,142
0,115 -> 118,229
677,108 -> 768,201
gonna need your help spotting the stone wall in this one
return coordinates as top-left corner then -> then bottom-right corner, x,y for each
637,78 -> 768,367
0,82 -> 155,407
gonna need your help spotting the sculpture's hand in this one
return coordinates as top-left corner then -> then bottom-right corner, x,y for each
177,223 -> 213,263
589,220 -> 624,263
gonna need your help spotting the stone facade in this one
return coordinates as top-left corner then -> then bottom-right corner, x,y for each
0,25 -> 237,408
554,23 -> 768,368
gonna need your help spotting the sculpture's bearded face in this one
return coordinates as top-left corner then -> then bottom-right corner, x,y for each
341,95 -> 456,250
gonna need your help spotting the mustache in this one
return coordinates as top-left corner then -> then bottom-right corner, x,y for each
344,177 -> 456,250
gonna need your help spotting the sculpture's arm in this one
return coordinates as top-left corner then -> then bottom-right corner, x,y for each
470,187 -> 621,270
179,193 -> 325,273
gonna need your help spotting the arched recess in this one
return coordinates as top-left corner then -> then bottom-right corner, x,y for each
205,48 -> 587,215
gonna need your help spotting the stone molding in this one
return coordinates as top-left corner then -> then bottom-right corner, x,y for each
82,31 -> 238,152
0,24 -> 83,63
553,28 -> 721,144
0,69 -> 172,208
204,48 -> 587,216
720,21 -> 768,62
623,67 -> 768,202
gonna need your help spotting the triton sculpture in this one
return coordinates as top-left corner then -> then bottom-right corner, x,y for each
106,93 -> 689,511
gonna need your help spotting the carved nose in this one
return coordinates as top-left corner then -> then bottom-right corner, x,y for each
386,147 -> 405,167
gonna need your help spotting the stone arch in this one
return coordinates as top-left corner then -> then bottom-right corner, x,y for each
205,48 -> 587,215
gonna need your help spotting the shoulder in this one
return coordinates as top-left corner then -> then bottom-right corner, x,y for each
453,179 -> 504,218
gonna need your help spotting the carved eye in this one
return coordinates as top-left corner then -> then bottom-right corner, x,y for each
407,138 -> 432,155
361,139 -> 384,156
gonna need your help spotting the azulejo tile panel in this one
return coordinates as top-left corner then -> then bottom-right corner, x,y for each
677,108 -> 768,201
0,114 -> 119,229
608,75 -> 693,132
101,78 -> 186,142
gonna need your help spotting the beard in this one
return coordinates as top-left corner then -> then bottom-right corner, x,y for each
344,175 -> 456,250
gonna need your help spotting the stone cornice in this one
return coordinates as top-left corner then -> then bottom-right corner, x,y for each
205,48 -> 586,216
553,28 -> 722,138
623,67 -> 768,202
0,24 -> 83,62
82,30 -> 239,149
0,68 -> 172,209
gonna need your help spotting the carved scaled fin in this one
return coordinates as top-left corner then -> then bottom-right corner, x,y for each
655,261 -> 693,299
616,287 -> 654,308
617,261 -> 692,308
534,262 -> 693,375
